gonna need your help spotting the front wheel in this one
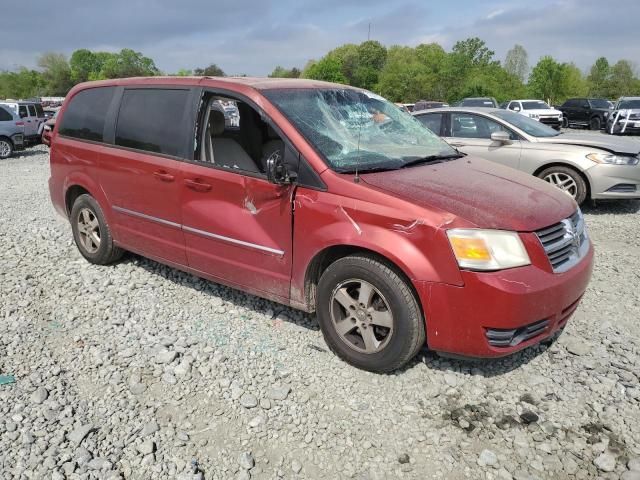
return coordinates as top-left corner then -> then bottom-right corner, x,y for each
538,166 -> 588,205
590,116 -> 601,131
316,255 -> 425,373
70,194 -> 124,265
0,138 -> 13,159
561,117 -> 569,128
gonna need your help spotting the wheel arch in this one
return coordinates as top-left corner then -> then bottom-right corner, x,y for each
302,244 -> 424,317
533,162 -> 592,199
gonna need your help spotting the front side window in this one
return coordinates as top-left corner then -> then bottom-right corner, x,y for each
493,110 -> 560,137
415,113 -> 443,135
450,113 -> 516,140
263,88 -> 455,172
508,102 -> 521,111
521,101 -> 551,110
27,105 -> 36,117
115,89 -> 189,157
0,107 -> 12,122
58,87 -> 115,142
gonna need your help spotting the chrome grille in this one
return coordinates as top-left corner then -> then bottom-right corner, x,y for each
535,209 -> 589,273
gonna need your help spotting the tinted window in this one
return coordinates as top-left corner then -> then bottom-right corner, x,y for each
522,101 -> 550,110
493,110 -> 560,137
59,87 -> 115,142
564,99 -> 578,108
19,106 -> 28,118
27,105 -> 36,116
508,102 -> 520,111
35,104 -> 44,117
0,106 -> 12,121
589,99 -> 611,109
115,89 -> 189,156
415,113 -> 443,135
451,113 -> 516,140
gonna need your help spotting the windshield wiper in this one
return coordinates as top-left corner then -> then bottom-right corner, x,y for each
401,153 -> 465,169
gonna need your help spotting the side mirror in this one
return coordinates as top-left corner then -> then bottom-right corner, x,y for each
266,149 -> 296,185
513,106 -> 521,112
491,131 -> 511,144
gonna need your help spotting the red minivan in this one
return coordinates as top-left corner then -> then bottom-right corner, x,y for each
49,77 -> 594,372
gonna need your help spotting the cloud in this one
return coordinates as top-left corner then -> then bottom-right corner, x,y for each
0,0 -> 638,76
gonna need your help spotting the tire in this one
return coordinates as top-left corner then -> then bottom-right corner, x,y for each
589,116 -> 601,131
537,165 -> 588,205
0,137 -> 13,159
561,117 -> 569,128
316,254 -> 425,373
70,194 -> 124,265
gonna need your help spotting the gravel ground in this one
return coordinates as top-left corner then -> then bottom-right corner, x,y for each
1,144 -> 639,480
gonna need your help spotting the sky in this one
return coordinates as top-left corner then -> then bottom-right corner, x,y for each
1,0 -> 639,76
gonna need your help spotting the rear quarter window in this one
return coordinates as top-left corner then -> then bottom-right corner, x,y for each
115,88 -> 189,157
415,113 -> 443,135
59,87 -> 116,142
0,107 -> 12,122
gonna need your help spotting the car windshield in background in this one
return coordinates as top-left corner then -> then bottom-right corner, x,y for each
522,101 -> 550,110
463,99 -> 495,107
590,99 -> 612,109
493,110 -> 560,137
619,100 -> 640,109
264,88 -> 457,172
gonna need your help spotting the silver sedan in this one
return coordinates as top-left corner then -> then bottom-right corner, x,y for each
413,107 -> 640,204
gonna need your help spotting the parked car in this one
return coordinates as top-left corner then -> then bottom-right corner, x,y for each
0,101 -> 46,145
0,104 -> 25,159
413,100 -> 449,111
558,98 -> 612,130
455,97 -> 498,108
49,77 -> 593,372
606,97 -> 640,135
413,107 -> 640,204
504,100 -> 563,130
41,111 -> 58,146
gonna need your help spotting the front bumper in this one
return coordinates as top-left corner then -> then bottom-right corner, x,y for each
607,118 -> 640,134
417,241 -> 594,358
587,163 -> 640,199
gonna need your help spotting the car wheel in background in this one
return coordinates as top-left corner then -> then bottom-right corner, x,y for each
589,117 -> 601,131
70,194 -> 124,265
0,137 -> 13,159
561,117 -> 569,128
538,165 -> 588,205
316,254 -> 425,373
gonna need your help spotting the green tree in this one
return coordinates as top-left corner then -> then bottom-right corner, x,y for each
0,69 -> 45,99
587,57 -> 610,96
504,44 -> 528,82
451,37 -> 496,68
352,40 -> 387,90
38,52 -> 73,95
608,60 -> 636,97
193,64 -> 225,77
99,49 -> 159,79
528,56 -> 566,103
302,57 -> 347,83
173,69 -> 192,76
269,66 -> 301,78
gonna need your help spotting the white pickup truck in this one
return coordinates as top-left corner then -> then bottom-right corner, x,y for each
505,99 -> 563,130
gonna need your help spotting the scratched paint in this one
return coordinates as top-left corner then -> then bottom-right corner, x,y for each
338,206 -> 362,235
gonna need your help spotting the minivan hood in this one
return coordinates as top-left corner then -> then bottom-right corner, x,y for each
535,132 -> 640,155
361,157 -> 576,231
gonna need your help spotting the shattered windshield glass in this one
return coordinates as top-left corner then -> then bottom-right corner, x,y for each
263,88 -> 456,172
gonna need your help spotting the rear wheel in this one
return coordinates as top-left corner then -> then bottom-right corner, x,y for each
589,116 -> 601,131
70,194 -> 124,265
538,166 -> 588,205
0,138 -> 13,159
316,255 -> 425,373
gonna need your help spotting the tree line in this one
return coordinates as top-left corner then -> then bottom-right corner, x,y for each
2,39 -> 639,104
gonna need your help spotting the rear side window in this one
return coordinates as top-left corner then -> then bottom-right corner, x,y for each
115,88 -> 189,157
416,113 -> 443,135
19,106 -> 28,118
59,87 -> 116,142
28,105 -> 36,117
0,107 -> 12,121
35,104 -> 44,117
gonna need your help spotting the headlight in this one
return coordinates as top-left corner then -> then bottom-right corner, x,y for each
586,153 -> 639,165
446,229 -> 531,271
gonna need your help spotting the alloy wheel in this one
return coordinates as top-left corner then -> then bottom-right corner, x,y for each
0,140 -> 11,158
330,279 -> 394,354
77,208 -> 101,253
543,172 -> 578,199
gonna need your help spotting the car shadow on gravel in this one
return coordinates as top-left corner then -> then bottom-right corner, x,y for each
128,255 -> 321,332
582,199 -> 640,215
10,148 -> 47,159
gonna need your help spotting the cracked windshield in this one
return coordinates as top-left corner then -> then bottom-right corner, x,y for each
265,88 -> 457,172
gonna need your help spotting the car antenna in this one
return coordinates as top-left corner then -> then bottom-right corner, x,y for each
354,115 -> 362,183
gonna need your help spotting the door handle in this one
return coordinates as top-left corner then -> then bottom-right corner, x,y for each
153,170 -> 175,182
449,142 -> 465,147
184,178 -> 212,192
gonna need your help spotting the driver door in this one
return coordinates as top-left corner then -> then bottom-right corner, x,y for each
444,112 -> 522,168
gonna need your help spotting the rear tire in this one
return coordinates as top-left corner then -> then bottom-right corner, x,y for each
316,254 -> 425,373
0,137 -> 13,159
589,116 -> 601,131
538,165 -> 588,205
70,194 -> 124,265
